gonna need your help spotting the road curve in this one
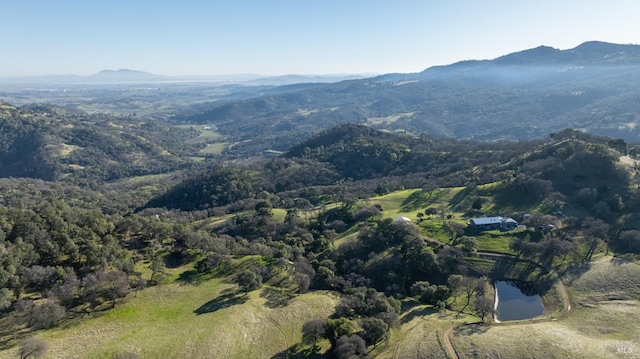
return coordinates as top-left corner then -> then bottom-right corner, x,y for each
442,325 -> 459,359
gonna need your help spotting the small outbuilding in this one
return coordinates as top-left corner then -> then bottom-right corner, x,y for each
501,218 -> 518,231
394,216 -> 412,224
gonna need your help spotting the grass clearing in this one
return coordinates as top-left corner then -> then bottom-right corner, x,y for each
366,112 -> 415,126
473,230 -> 522,254
296,108 -> 319,116
175,124 -> 228,155
371,187 -> 465,219
199,142 -> 228,155
0,275 -> 337,359
59,143 -> 81,156
377,303 -> 476,359
271,208 -> 287,223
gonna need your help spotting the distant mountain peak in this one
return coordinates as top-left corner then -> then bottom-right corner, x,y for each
573,40 -> 624,51
493,45 -> 561,65
92,69 -> 156,77
480,41 -> 640,66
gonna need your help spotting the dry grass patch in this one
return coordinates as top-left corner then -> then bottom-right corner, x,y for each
366,112 -> 415,126
0,280 -> 337,359
451,322 -> 614,359
377,304 -> 474,359
296,108 -> 319,116
565,256 -> 640,298
199,142 -> 228,155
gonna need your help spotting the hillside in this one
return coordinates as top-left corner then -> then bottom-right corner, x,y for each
144,125 -> 637,231
177,41 -> 640,158
0,102 -> 197,182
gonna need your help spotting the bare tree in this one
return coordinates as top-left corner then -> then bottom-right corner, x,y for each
19,337 -> 48,359
29,300 -> 66,329
474,295 -> 494,322
581,217 -> 609,261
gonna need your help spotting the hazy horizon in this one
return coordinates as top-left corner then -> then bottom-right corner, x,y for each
2,0 -> 640,77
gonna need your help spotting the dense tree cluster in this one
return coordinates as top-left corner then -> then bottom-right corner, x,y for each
0,199 -> 149,331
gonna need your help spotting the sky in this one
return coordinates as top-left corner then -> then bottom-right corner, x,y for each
2,0 -> 640,77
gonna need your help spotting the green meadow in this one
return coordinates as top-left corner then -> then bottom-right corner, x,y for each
0,275 -> 337,359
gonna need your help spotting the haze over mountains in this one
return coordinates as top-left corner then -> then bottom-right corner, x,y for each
0,69 -> 373,86
3,41 -> 640,161
174,41 -> 640,157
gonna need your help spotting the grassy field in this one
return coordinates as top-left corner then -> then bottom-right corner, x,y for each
366,112 -> 415,126
473,230 -> 523,254
370,187 -> 522,251
370,187 -> 466,220
0,276 -> 337,359
450,256 -> 640,359
174,124 -> 229,155
199,142 -> 228,155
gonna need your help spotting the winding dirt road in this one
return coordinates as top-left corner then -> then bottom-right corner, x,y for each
442,325 -> 459,359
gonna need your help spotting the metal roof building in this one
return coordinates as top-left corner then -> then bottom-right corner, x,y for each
468,216 -> 518,231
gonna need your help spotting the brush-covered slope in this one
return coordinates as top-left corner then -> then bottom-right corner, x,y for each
0,102 -> 195,182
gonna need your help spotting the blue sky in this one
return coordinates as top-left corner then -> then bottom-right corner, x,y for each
2,0 -> 640,77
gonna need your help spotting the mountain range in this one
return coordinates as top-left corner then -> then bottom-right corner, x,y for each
176,41 -> 640,158
3,41 -> 640,167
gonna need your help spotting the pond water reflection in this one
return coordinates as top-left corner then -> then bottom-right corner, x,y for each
494,280 -> 544,322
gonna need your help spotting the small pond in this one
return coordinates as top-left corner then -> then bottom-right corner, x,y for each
494,280 -> 544,322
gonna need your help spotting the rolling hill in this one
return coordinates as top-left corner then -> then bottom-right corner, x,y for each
0,101 -> 194,182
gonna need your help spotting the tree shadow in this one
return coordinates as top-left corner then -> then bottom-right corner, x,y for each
271,343 -> 324,359
194,291 -> 247,315
560,261 -> 592,285
610,254 -> 639,265
177,269 -> 202,284
0,316 -> 43,350
400,306 -> 438,324
449,186 -> 473,210
400,190 -> 444,212
260,287 -> 294,308
488,257 -> 519,281
454,322 -> 490,336
0,326 -> 22,351
163,251 -> 193,269
178,266 -> 232,286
